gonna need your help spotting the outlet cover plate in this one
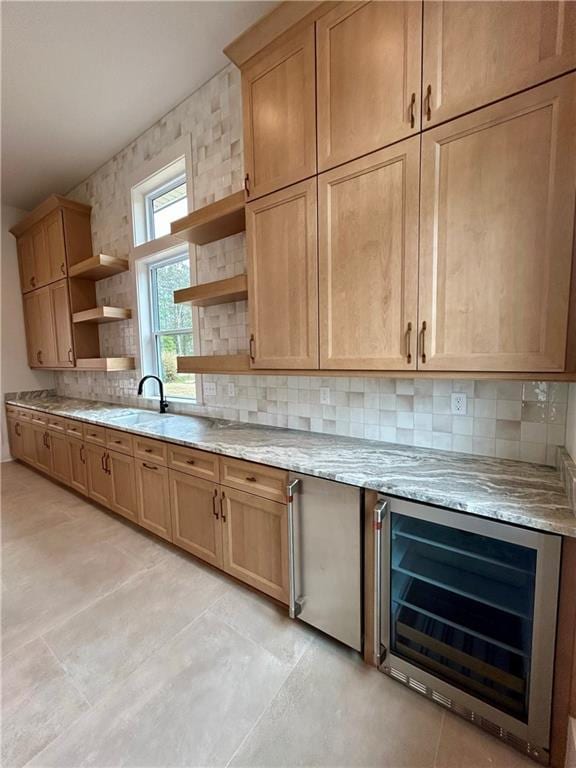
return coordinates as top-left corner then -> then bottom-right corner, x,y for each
451,392 -> 467,415
204,382 -> 216,397
320,387 -> 331,405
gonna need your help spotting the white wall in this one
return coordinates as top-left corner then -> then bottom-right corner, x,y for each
567,384 -> 576,461
1,205 -> 54,461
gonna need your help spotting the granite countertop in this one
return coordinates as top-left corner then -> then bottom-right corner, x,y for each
6,391 -> 576,538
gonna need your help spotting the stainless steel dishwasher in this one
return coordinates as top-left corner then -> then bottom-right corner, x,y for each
287,472 -> 362,651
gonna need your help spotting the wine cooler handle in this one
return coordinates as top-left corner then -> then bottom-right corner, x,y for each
373,497 -> 389,668
287,478 -> 302,620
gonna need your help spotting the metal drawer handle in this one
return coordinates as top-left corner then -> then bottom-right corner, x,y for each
101,452 -> 107,472
15,423 -> 21,437
30,276 -> 36,287
113,439 -> 122,444
420,321 -> 427,364
80,445 -> 86,464
373,498 -> 389,668
186,459 -> 195,465
221,491 -> 227,522
144,448 -> 153,453
212,489 -> 219,520
249,334 -> 255,363
60,262 -> 66,275
424,84 -> 432,121
245,475 -> 257,482
244,173 -> 250,197
143,462 -> 157,470
406,322 -> 412,364
287,478 -> 302,620
409,92 -> 416,128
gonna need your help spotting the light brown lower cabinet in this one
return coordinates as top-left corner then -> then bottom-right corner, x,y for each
220,487 -> 289,604
86,443 -> 112,506
50,429 -> 71,485
7,418 -> 22,460
33,426 -> 52,473
20,421 -> 36,464
170,471 -> 222,567
135,459 -> 172,541
68,438 -> 88,494
108,451 -> 137,522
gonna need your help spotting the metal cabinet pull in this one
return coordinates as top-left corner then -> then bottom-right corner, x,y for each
406,322 -> 412,364
80,445 -> 86,464
409,92 -> 416,128
424,84 -> 432,121
244,173 -> 250,197
15,423 -> 21,437
420,321 -> 427,364
142,462 -> 157,470
373,498 -> 389,668
186,459 -> 195,465
144,448 -> 153,453
287,478 -> 302,620
105,453 -> 111,474
245,475 -> 257,482
212,489 -> 219,520
221,491 -> 227,522
101,452 -> 107,472
30,276 -> 36,287
60,262 -> 66,275
67,347 -> 73,364
37,350 -> 43,365
249,334 -> 256,363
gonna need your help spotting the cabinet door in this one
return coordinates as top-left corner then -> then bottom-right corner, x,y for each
242,25 -> 316,199
109,452 -> 138,522
317,1 -> 422,171
22,287 -> 57,368
20,422 -> 36,465
423,0 -> 576,127
419,76 -> 576,372
7,418 -> 22,459
135,460 -> 171,541
31,223 -> 51,288
49,280 -> 74,367
18,233 -> 37,293
68,439 -> 88,495
50,430 -> 71,485
34,428 -> 52,473
170,471 -> 222,567
86,443 -> 112,506
246,178 -> 318,369
221,487 -> 288,604
44,210 -> 67,282
319,137 -> 420,370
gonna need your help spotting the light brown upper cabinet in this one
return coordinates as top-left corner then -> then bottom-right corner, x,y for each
422,0 -> 576,127
49,280 -> 74,367
316,1 -> 422,171
242,24 -> 316,199
319,137 -> 420,370
418,75 -> 576,372
44,210 -> 68,282
246,178 -> 318,369
23,280 -> 74,369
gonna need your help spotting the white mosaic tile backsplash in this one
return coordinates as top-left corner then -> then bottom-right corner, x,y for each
53,64 -> 569,466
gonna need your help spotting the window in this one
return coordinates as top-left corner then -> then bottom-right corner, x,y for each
145,175 -> 187,240
148,252 -> 197,400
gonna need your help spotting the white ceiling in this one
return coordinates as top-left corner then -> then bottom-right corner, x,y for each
1,1 -> 276,211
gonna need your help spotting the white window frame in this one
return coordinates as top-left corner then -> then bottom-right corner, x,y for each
145,173 -> 187,241
129,135 -> 202,405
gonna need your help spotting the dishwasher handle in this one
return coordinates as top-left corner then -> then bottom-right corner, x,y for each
287,478 -> 302,619
374,497 -> 389,668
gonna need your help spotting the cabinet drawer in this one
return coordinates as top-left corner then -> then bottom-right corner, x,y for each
30,411 -> 48,426
168,444 -> 219,482
46,415 -> 66,432
133,436 -> 167,466
65,419 -> 84,440
220,457 -> 287,503
17,408 -> 33,422
84,425 -> 106,445
106,428 -> 134,455
5,405 -> 18,418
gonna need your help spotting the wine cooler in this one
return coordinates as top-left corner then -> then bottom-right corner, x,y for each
374,496 -> 561,763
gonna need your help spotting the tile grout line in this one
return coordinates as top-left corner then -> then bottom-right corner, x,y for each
39,635 -> 93,710
432,711 -> 446,768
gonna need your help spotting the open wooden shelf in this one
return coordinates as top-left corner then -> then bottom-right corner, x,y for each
72,307 -> 132,324
170,190 -> 246,246
76,357 -> 135,371
174,275 -> 248,307
177,354 -> 251,374
69,254 -> 129,280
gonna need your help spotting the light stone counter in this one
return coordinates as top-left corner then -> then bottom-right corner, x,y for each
6,390 -> 576,538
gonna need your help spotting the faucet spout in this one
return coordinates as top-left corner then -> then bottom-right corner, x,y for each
137,375 -> 169,414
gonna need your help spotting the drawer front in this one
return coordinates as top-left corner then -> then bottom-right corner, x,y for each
65,419 -> 84,440
133,436 -> 167,466
47,415 -> 66,433
84,425 -> 106,445
220,457 -> 287,503
106,428 -> 134,455
30,411 -> 48,427
18,408 -> 33,422
168,444 -> 219,482
6,405 -> 18,418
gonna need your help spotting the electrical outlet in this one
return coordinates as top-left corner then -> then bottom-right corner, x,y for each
227,383 -> 236,398
204,382 -> 216,398
451,392 -> 467,415
320,387 -> 331,405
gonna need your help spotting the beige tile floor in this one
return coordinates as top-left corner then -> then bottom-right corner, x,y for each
2,460 -> 536,768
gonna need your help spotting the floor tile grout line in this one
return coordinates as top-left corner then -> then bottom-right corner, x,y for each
39,635 -> 93,710
223,635 -> 319,768
433,711 -> 446,768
